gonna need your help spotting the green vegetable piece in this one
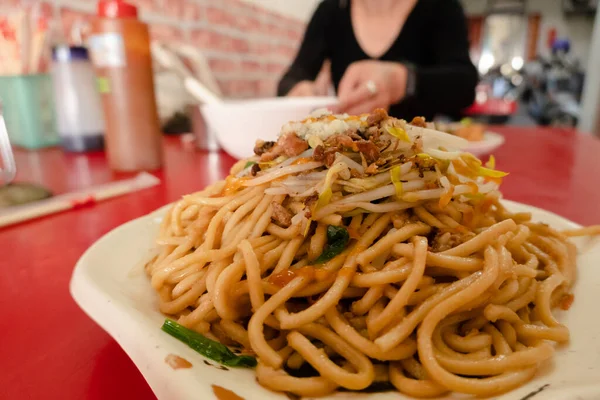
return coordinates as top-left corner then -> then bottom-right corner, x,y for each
315,225 -> 350,264
244,161 -> 257,169
161,319 -> 257,368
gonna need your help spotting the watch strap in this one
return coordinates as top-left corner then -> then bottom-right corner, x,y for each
404,63 -> 417,98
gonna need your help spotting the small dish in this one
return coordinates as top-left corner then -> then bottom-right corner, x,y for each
466,131 -> 506,157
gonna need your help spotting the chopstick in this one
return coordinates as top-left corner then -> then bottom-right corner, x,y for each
0,8 -> 49,76
0,22 -> 19,75
14,11 -> 28,74
0,172 -> 162,229
29,18 -> 47,73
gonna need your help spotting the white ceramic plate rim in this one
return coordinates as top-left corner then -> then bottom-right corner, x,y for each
70,200 -> 600,400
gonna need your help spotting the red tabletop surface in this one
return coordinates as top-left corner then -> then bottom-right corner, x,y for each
1,128 -> 600,400
464,98 -> 518,116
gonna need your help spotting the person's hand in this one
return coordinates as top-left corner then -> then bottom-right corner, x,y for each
287,80 -> 319,97
337,60 -> 408,115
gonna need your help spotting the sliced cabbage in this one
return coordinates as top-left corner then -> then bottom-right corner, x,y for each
422,147 -> 464,160
277,149 -> 315,168
243,161 -> 322,187
340,173 -> 391,192
315,162 -> 348,210
439,176 -> 451,189
335,152 -> 365,175
404,124 -> 469,151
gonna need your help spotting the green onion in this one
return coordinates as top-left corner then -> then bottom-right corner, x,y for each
161,319 -> 257,368
315,225 -> 350,264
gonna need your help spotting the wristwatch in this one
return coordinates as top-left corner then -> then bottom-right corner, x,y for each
404,63 -> 417,98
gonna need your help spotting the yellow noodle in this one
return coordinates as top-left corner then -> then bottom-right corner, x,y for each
145,130 -> 595,398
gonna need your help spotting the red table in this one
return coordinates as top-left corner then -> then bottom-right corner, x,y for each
2,128 -> 600,400
464,98 -> 518,117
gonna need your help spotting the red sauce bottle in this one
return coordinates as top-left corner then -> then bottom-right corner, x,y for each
89,0 -> 163,171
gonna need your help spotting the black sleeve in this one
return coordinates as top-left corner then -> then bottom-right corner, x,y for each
412,0 -> 478,114
277,1 -> 332,96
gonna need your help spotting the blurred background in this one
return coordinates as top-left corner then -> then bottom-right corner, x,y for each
0,0 -> 597,131
463,0 -> 597,128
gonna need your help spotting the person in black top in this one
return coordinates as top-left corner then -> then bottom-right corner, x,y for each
277,0 -> 478,120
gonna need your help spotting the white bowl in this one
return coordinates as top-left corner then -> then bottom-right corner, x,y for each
201,97 -> 338,159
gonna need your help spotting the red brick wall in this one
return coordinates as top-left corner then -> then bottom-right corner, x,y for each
4,0 -> 306,99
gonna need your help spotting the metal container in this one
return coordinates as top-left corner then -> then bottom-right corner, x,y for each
190,105 -> 219,151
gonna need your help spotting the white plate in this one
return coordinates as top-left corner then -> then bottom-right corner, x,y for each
465,131 -> 506,157
70,200 -> 600,400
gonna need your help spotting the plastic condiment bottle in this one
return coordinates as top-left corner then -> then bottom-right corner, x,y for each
89,0 -> 162,171
51,45 -> 105,152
